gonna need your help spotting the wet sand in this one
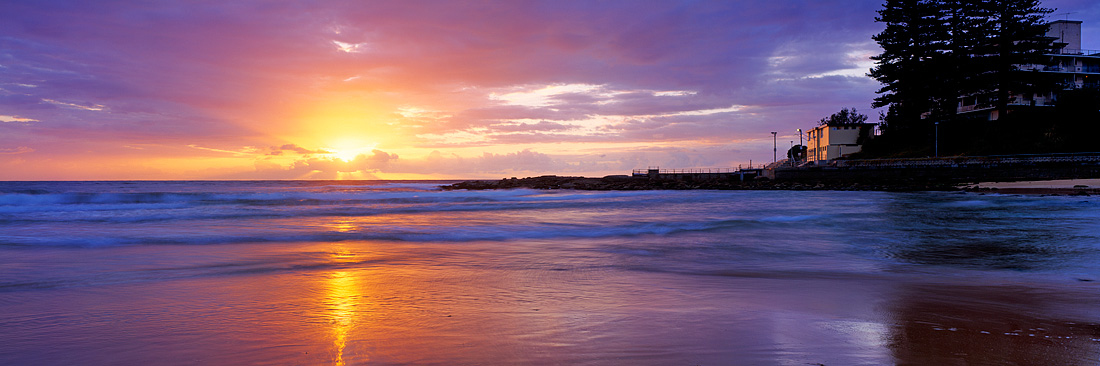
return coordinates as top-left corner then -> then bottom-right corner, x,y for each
2,240 -> 1098,365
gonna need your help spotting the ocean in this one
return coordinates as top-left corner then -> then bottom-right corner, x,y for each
1,180 -> 1098,365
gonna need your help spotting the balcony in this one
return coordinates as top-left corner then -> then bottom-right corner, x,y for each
1027,63 -> 1100,74
1049,48 -> 1100,57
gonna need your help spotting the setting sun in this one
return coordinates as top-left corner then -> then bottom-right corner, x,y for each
325,139 -> 378,162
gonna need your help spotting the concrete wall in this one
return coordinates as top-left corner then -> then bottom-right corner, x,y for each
1048,20 -> 1082,51
774,157 -> 1100,184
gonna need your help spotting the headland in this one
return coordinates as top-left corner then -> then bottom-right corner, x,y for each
442,152 -> 1100,195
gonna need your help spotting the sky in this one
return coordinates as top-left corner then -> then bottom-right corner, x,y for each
2,0 -> 1099,180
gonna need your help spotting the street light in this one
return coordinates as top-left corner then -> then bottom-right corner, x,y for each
771,132 -> 777,163
796,128 -> 803,163
934,121 -> 939,157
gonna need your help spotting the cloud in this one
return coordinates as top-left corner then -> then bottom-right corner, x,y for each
2,1 -> 885,143
370,146 -> 752,178
238,148 -> 595,179
0,115 -> 37,123
0,146 -> 34,154
41,98 -> 105,111
332,40 -> 368,53
188,144 -> 261,156
267,144 -> 332,156
9,0 -> 1097,179
487,120 -> 578,133
246,149 -> 399,179
384,149 -> 570,176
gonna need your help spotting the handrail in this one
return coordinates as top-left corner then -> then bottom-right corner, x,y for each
632,168 -> 745,175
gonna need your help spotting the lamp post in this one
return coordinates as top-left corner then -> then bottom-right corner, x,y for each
796,128 -> 803,163
771,132 -> 777,163
934,121 -> 939,157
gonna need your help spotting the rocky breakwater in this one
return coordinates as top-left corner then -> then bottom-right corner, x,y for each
440,175 -> 960,191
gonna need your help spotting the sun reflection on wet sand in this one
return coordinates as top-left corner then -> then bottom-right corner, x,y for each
324,247 -> 366,365
2,239 -> 1099,365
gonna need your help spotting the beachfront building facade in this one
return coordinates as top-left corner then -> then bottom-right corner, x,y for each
805,123 -> 876,165
957,20 -> 1100,120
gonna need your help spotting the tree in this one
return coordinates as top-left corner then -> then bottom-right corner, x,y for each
818,108 -> 869,126
868,0 -> 1058,155
787,145 -> 806,163
971,0 -> 1056,118
868,0 -> 946,132
931,0 -> 986,119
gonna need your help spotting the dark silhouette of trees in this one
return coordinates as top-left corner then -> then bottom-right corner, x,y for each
869,0 -> 1055,129
978,0 -> 1058,119
818,108 -> 870,126
868,0 -> 945,133
867,0 -> 1058,156
787,145 -> 806,163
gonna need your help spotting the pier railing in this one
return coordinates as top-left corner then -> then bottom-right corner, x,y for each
632,168 -> 742,176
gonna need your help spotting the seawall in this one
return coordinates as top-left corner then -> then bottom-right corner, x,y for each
442,153 -> 1100,194
779,153 -> 1100,184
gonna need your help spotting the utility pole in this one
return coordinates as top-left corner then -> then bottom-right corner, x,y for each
771,132 -> 777,163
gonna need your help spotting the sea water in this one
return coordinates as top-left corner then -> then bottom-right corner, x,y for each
1,181 -> 1098,365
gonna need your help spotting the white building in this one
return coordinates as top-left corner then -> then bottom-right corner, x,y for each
805,123 -> 876,165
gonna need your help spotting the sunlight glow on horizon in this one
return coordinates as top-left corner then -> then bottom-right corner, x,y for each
324,138 -> 379,162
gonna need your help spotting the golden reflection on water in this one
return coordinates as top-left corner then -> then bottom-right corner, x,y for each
326,219 -> 359,233
313,208 -> 617,236
324,247 -> 365,366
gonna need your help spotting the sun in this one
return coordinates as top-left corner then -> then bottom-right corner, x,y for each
326,139 -> 378,162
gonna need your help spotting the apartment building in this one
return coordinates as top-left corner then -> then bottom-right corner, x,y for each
805,123 -> 877,165
958,20 -> 1100,120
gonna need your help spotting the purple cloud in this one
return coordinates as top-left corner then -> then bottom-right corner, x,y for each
1,0 -> 1097,178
